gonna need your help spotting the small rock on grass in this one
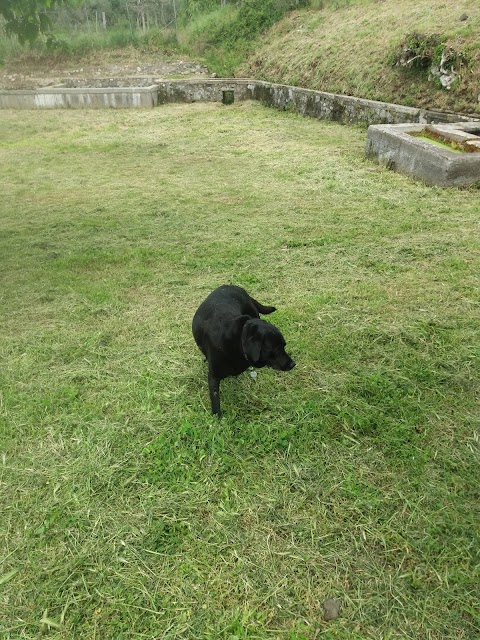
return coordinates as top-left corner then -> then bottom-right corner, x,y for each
323,598 -> 341,621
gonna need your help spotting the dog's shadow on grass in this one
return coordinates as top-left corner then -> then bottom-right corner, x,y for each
183,358 -> 281,422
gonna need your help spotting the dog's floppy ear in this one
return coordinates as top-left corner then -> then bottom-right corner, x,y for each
242,319 -> 264,366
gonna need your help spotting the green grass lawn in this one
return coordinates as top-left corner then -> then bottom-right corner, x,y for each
1,102 -> 479,639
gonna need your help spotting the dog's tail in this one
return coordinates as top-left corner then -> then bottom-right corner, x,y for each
251,297 -> 276,315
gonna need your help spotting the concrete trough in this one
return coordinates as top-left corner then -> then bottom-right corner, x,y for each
0,85 -> 159,109
366,122 -> 480,187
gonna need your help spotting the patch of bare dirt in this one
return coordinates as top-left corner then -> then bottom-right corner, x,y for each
0,54 -> 210,89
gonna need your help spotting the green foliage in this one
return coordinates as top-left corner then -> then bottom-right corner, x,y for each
15,25 -> 179,59
1,0 -> 310,71
182,3 -> 239,49
389,31 -> 469,94
204,45 -> 247,76
140,26 -> 178,52
219,0 -> 309,45
45,32 -> 72,53
234,0 -> 285,40
181,0 -> 234,22
390,32 -> 446,73
0,0 -> 67,42
180,0 -> 310,75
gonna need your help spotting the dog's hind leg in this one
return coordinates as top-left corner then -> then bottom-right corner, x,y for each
251,297 -> 276,315
208,369 -> 222,419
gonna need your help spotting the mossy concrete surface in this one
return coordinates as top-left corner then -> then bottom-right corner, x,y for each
366,122 -> 480,186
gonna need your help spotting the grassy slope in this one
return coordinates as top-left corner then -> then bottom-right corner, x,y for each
1,103 -> 480,639
239,0 -> 480,114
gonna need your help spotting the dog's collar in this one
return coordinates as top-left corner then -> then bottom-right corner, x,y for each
241,322 -> 252,365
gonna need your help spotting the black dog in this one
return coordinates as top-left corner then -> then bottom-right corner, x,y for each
192,285 -> 295,418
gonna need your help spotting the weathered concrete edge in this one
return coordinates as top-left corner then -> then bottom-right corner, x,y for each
365,123 -> 480,187
2,78 -> 478,126
0,85 -> 158,109
155,78 -> 479,126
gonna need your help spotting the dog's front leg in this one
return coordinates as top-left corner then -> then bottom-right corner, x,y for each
208,369 -> 222,418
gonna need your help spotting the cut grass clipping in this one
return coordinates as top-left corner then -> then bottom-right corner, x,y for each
1,102 -> 479,639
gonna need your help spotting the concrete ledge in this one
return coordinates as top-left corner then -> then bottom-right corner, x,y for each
0,85 -> 158,109
425,122 -> 480,151
366,123 -> 480,187
1,78 -> 477,126
156,78 -> 478,126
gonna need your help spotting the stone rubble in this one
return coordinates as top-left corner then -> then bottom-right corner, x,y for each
0,60 -> 209,90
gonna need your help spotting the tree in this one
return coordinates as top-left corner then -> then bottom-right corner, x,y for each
0,0 -> 67,43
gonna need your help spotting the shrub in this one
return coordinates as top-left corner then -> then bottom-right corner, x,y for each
391,32 -> 445,73
138,27 -> 178,52
181,4 -> 239,52
233,0 -> 309,43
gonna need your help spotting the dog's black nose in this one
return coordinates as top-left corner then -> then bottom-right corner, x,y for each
284,359 -> 296,371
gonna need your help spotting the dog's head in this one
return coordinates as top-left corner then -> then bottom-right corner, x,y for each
242,319 -> 295,371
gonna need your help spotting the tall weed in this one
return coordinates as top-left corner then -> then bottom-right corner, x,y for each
1,0 -> 312,73
180,5 -> 239,52
0,31 -> 25,64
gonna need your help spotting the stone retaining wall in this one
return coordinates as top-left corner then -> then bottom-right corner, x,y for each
1,78 -> 477,127
156,79 -> 478,126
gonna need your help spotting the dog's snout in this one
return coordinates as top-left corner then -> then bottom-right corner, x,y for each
283,358 -> 296,371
